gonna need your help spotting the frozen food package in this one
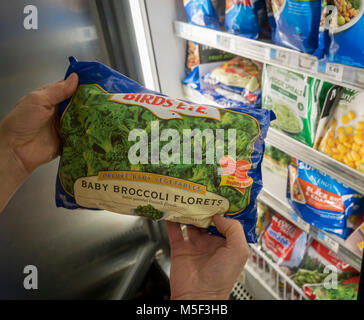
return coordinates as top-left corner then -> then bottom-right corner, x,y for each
183,0 -> 221,30
287,159 -> 364,239
262,64 -> 341,147
293,239 -> 359,288
304,276 -> 359,300
262,214 -> 308,268
317,88 -> 364,173
183,42 -> 235,90
270,0 -> 322,53
318,0 -> 364,68
200,86 -> 257,108
56,57 -> 275,243
224,0 -> 263,39
202,56 -> 263,106
256,202 -> 273,237
262,143 -> 292,178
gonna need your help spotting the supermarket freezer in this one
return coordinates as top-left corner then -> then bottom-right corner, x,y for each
0,0 -> 168,299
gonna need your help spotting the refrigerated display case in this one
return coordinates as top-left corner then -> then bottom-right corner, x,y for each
125,0 -> 364,300
0,0 -> 363,300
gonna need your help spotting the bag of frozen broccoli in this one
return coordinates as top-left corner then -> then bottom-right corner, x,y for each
56,57 -> 274,242
262,64 -> 341,147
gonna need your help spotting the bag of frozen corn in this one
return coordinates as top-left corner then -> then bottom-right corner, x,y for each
56,57 -> 275,243
316,88 -> 364,173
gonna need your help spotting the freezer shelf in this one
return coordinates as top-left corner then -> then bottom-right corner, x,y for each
174,21 -> 364,91
265,128 -> 364,195
259,167 -> 362,271
182,84 -> 364,195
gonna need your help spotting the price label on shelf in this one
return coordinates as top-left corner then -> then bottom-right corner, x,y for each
326,63 -> 344,81
178,23 -> 191,37
319,62 -> 344,81
270,48 -> 290,65
216,34 -> 232,50
316,230 -> 339,253
236,40 -> 270,61
290,212 -> 310,233
299,56 -> 318,74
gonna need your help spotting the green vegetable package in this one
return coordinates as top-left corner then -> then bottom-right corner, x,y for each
56,57 -> 274,242
262,64 -> 340,147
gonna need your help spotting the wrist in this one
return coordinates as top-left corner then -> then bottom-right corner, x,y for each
0,121 -> 29,211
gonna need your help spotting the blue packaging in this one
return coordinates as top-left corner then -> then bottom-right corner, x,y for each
56,57 -> 275,243
225,0 -> 262,39
287,160 -> 364,239
201,56 -> 263,106
271,0 -> 322,54
183,0 -> 221,30
320,0 -> 364,68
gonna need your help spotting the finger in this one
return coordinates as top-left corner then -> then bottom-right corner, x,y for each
213,215 -> 248,251
186,225 -> 204,243
38,73 -> 79,105
165,221 -> 184,246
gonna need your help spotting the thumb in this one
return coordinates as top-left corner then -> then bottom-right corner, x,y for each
213,215 -> 248,251
39,73 -> 79,105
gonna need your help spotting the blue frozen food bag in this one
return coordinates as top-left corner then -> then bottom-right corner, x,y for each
225,0 -> 262,39
56,57 -> 275,243
323,0 -> 364,68
287,160 -> 364,239
183,0 -> 221,30
271,0 -> 322,53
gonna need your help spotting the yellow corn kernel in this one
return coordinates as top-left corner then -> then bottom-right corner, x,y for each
337,127 -> 345,135
338,144 -> 347,154
349,162 -> 355,169
341,115 -> 350,125
327,138 -> 335,147
339,133 -> 347,143
354,135 -> 363,145
348,111 -> 356,120
360,147 -> 364,155
352,151 -> 360,161
357,122 -> 364,130
354,129 -> 362,136
331,119 -> 337,128
343,156 -> 350,165
324,146 -> 331,154
328,129 -> 335,137
346,126 -> 353,135
347,153 -> 354,162
333,154 -> 341,161
353,143 -> 360,152
331,147 -> 339,154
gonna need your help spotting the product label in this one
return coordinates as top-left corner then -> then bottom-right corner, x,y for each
74,174 -> 229,228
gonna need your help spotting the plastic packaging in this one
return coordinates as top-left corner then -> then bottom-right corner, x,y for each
225,0 -> 263,39
262,214 -> 308,268
262,64 -> 341,147
270,0 -> 322,53
202,56 -> 263,106
318,0 -> 364,68
183,0 -> 221,30
56,57 -> 275,243
287,159 -> 364,239
317,87 -> 364,173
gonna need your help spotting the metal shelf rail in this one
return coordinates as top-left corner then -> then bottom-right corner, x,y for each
174,21 -> 364,91
182,84 -> 364,195
245,244 -> 308,300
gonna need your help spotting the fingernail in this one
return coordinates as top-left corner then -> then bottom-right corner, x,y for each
65,73 -> 77,82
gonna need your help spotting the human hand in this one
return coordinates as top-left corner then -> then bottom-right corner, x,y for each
166,216 -> 250,300
0,73 -> 78,176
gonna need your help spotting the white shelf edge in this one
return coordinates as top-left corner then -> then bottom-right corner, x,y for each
266,127 -> 364,195
174,21 -> 364,91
